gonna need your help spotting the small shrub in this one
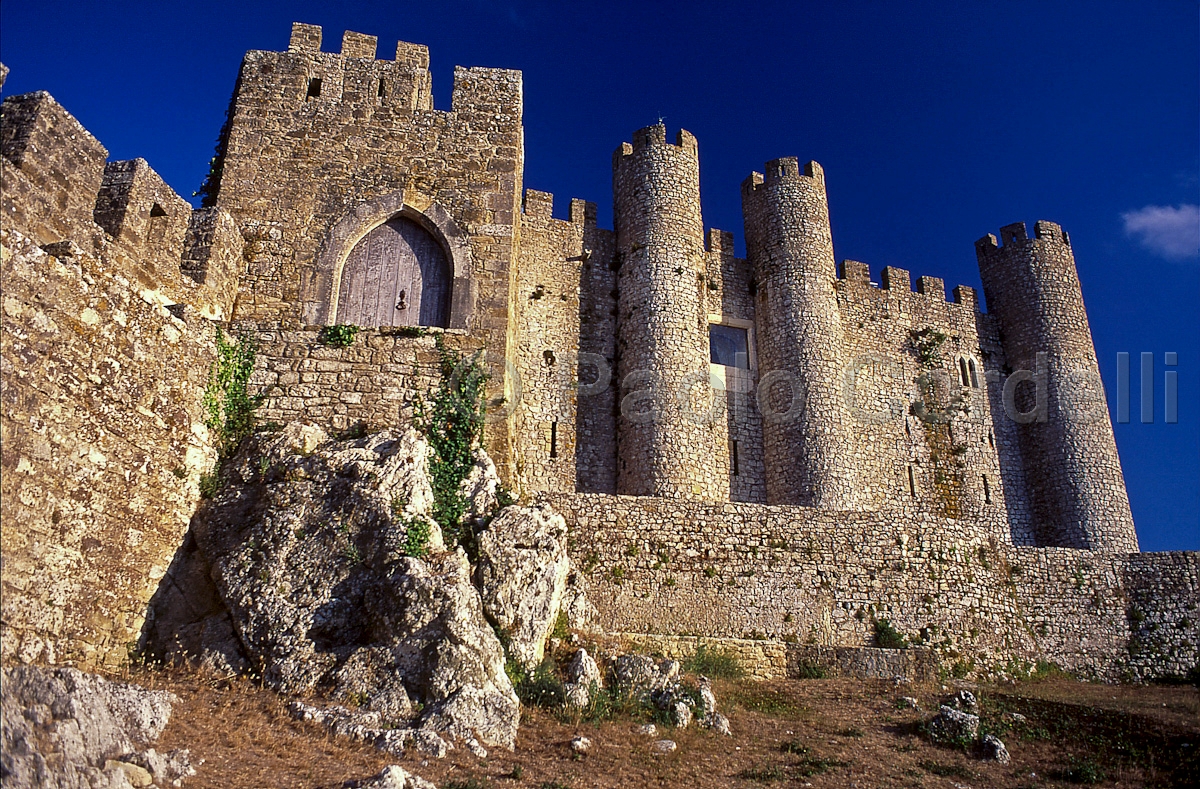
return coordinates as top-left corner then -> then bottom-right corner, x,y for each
171,466 -> 187,480
738,765 -> 785,782
1051,756 -> 1107,785
873,618 -> 909,649
318,324 -> 359,348
793,659 -> 828,679
909,327 -> 948,367
512,658 -> 566,709
795,757 -> 849,777
550,609 -> 570,640
838,726 -> 865,737
415,337 -> 488,549
779,739 -> 809,755
684,644 -> 745,679
443,780 -> 490,789
919,760 -> 973,779
949,658 -> 973,679
198,467 -> 221,499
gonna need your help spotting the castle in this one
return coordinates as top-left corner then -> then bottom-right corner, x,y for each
1,25 -> 1195,680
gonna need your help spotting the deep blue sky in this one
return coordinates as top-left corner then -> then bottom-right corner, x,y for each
3,1 -> 1197,551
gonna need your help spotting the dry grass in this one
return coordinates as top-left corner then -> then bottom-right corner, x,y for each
116,663 -> 1200,788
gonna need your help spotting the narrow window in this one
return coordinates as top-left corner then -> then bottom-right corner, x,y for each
905,420 -> 911,438
377,79 -> 387,99
959,357 -> 970,387
987,431 -> 995,449
732,440 -> 740,476
907,465 -> 916,497
968,358 -> 980,388
982,474 -> 992,504
306,77 -> 322,100
149,202 -> 167,217
549,421 -> 558,459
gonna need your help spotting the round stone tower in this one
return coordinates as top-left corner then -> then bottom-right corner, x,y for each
612,124 -> 718,498
976,221 -> 1138,552
741,158 -> 856,508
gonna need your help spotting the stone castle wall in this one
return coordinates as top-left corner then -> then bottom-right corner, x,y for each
0,85 -> 245,667
543,492 -> 1198,681
211,22 -> 525,483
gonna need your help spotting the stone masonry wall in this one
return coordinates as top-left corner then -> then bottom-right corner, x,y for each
241,325 -> 485,436
834,263 -> 1030,546
1,228 -> 220,668
513,191 -> 586,493
213,23 -> 525,484
545,492 -> 1199,681
1,84 -> 241,669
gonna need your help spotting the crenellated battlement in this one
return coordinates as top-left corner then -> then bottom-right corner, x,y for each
615,123 -> 699,161
836,258 -> 981,312
706,228 -> 735,255
0,87 -> 242,319
521,189 -> 601,232
976,220 -> 1072,259
741,158 -> 824,197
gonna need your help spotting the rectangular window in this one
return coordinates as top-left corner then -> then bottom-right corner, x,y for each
709,323 -> 750,369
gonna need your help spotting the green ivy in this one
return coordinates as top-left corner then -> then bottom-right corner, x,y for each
909,327 -> 948,368
203,327 -> 264,459
415,335 -> 489,548
319,324 -> 360,348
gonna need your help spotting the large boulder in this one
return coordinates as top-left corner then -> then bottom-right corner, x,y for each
927,704 -> 980,744
183,425 -> 518,748
1,666 -> 193,788
474,503 -> 570,670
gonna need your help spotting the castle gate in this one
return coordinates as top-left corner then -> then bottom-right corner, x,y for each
335,216 -> 451,327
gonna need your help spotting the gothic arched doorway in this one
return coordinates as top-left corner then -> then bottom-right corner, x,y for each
335,216 -> 451,328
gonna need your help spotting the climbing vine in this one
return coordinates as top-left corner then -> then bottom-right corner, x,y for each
203,327 -> 265,459
415,335 -> 489,548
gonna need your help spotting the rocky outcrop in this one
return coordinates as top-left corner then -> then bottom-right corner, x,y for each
167,425 -> 518,749
474,503 -> 570,670
563,648 -> 603,709
1,665 -> 194,788
346,765 -> 438,789
927,705 -> 980,744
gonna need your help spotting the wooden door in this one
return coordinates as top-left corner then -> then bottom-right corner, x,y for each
336,216 -> 451,327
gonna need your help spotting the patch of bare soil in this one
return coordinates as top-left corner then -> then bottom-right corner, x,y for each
122,664 -> 1199,789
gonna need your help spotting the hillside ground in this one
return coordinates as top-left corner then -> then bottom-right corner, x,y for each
115,660 -> 1199,789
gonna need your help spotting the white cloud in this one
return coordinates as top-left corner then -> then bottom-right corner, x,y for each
1121,204 -> 1200,261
